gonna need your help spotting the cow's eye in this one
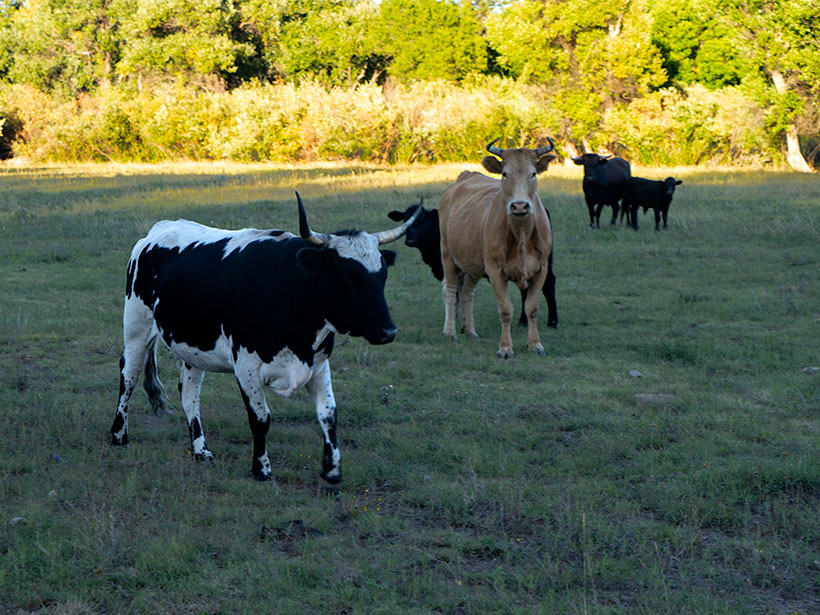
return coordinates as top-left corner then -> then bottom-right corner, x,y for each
501,172 -> 508,179
531,172 -> 537,178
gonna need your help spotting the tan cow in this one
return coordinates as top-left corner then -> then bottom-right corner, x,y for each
439,139 -> 557,359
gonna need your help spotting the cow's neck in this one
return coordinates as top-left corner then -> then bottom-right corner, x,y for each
507,213 -> 535,242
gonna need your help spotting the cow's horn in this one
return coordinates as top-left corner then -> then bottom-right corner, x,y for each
486,138 -> 504,157
374,196 -> 423,245
296,191 -> 330,247
534,137 -> 556,157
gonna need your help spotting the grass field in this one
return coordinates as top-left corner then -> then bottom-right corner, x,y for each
0,161 -> 818,614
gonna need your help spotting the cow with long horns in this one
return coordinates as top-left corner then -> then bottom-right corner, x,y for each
439,139 -> 557,358
110,193 -> 420,488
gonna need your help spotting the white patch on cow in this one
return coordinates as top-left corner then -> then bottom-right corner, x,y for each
259,347 -> 313,398
135,219 -> 294,261
164,328 -> 236,374
312,321 -> 337,354
328,232 -> 383,273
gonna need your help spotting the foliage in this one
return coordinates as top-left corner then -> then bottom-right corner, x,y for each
651,0 -> 747,89
603,85 -> 774,165
486,0 -> 667,145
0,0 -> 817,165
0,78 -> 784,165
374,0 -> 488,82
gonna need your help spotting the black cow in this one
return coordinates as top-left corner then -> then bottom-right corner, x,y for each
110,193 -> 420,488
572,153 -> 631,228
622,176 -> 683,230
387,203 -> 558,329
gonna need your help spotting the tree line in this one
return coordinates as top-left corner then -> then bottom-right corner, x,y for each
0,0 -> 818,170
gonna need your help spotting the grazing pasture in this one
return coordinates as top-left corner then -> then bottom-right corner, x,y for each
0,162 -> 818,614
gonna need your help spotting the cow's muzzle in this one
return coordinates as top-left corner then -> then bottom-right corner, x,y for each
369,326 -> 398,345
509,201 -> 531,216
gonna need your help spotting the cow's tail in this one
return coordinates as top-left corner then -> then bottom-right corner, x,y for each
142,337 -> 170,415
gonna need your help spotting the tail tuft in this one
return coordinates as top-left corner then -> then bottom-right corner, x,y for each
142,338 -> 171,415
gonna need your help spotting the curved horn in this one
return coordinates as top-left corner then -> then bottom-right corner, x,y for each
534,137 -> 556,157
374,196 -> 423,245
296,191 -> 330,247
486,138 -> 504,157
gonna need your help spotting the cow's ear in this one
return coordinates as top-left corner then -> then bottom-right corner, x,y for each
481,155 -> 503,175
387,210 -> 405,222
297,247 -> 325,272
380,250 -> 397,267
675,180 -> 683,185
572,156 -> 583,165
536,153 -> 557,173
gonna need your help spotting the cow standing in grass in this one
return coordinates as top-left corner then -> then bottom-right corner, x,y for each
110,193 -> 420,488
387,203 -> 558,329
438,139 -> 557,359
622,176 -> 683,230
572,153 -> 631,228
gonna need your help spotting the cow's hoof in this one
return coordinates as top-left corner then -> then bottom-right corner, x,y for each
194,449 -> 215,463
547,320 -> 558,329
466,332 -> 479,340
318,476 -> 341,496
529,344 -> 546,355
110,435 -> 129,447
252,469 -> 273,481
497,348 -> 514,359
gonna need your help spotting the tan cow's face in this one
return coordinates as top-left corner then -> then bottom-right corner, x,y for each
482,149 -> 556,217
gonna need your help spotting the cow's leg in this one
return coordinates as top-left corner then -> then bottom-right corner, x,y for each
662,206 -> 669,229
305,360 -> 341,487
235,370 -> 272,481
487,272 -> 515,358
594,203 -> 605,229
111,299 -> 155,446
441,258 -> 462,339
179,362 -> 213,462
654,208 -> 662,231
459,274 -> 481,339
544,252 -> 558,328
586,201 -> 596,228
523,270 -> 548,355
630,203 -> 639,229
610,202 -> 619,225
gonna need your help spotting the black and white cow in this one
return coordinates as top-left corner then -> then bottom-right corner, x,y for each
110,193 -> 421,488
621,176 -> 683,230
387,203 -> 558,328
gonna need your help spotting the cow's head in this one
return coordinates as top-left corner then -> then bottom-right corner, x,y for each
387,199 -> 437,249
572,153 -> 612,185
664,177 -> 683,197
296,192 -> 420,345
481,138 -> 557,217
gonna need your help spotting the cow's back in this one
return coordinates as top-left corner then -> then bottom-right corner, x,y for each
439,171 -> 499,277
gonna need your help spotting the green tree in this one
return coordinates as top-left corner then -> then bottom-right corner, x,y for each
486,0 -> 666,149
0,0 -> 127,97
722,0 -> 820,171
651,0 -> 746,89
374,0 -> 488,82
117,0 -> 255,88
274,0 -> 383,87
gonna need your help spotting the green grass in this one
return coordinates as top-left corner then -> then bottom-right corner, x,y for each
0,162 -> 818,614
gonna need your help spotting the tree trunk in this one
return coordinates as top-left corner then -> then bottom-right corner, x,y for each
771,69 -> 813,173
